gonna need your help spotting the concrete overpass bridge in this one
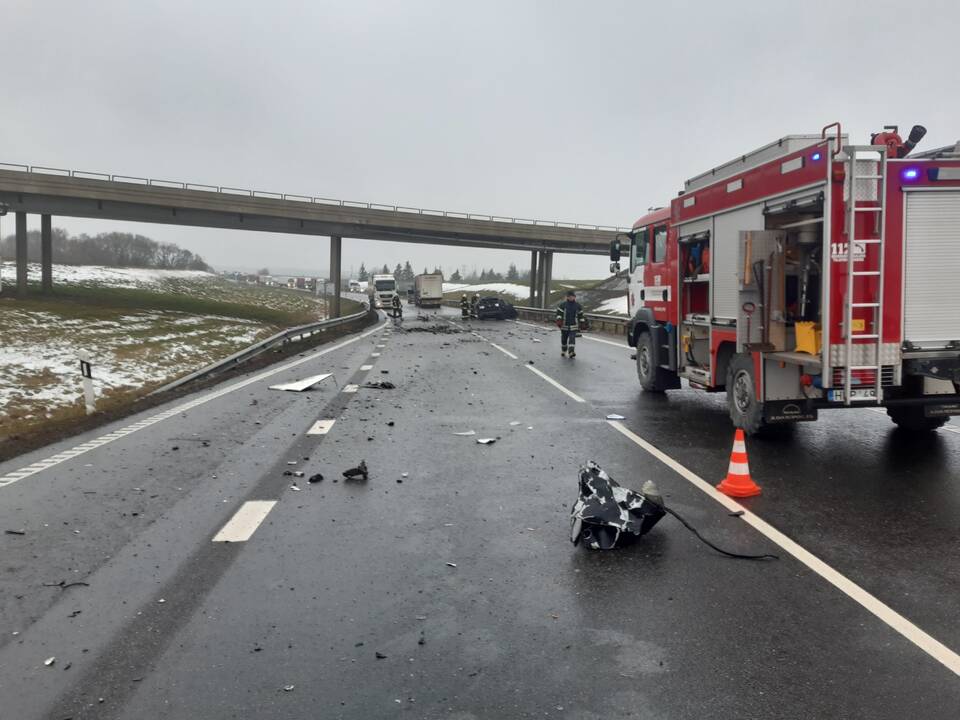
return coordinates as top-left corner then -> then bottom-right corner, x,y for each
0,163 -> 626,314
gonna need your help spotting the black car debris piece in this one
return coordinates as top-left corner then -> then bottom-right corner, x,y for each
570,461 -> 665,550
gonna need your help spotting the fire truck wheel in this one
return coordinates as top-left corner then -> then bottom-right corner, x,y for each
726,354 -> 765,434
886,406 -> 948,433
635,331 -> 673,392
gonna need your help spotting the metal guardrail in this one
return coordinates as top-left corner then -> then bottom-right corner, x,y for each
0,161 -> 631,233
149,306 -> 372,396
514,305 -> 629,336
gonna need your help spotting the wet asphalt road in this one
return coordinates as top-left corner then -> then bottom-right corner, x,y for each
1,306 -> 959,719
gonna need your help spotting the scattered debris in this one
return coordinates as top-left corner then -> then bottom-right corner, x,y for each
283,470 -> 294,477
42,580 -> 90,590
4,529 -> 26,535
308,474 -> 324,484
44,657 -> 56,667
286,461 -> 298,466
381,370 -> 389,374
532,339 -> 542,343
570,461 -> 665,550
509,421 -> 521,426
269,373 -> 332,392
476,438 -> 497,445
418,631 -> 426,646
728,510 -> 745,517
375,652 -> 388,659
158,598 -> 165,604
171,445 -> 179,451
68,610 -> 81,618
290,484 -> 301,492
293,471 -> 305,478
605,414 -> 625,420
452,430 -> 476,436
343,461 -> 369,481
387,421 -> 395,427
401,472 -> 408,478
363,381 -> 396,390
446,562 -> 457,568
283,684 -> 295,692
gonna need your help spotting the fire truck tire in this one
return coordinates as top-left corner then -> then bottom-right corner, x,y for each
886,406 -> 948,432
635,331 -> 675,392
726,354 -> 765,435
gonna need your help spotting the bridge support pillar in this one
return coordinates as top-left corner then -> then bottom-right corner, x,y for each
41,214 -> 53,292
529,251 -> 539,307
539,251 -> 553,308
15,212 -> 28,298
329,235 -> 342,318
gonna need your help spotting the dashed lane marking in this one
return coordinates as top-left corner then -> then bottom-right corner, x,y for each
607,419 -> 960,678
489,343 -> 518,360
524,365 -> 585,403
360,364 -> 374,371
343,384 -> 359,393
371,352 -> 381,357
307,419 -> 336,435
212,500 -> 277,543
0,322 -> 388,491
583,335 -> 629,348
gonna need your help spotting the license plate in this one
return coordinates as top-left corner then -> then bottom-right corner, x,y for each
828,388 -> 878,402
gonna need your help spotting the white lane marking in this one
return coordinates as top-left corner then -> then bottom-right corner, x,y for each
0,321 -> 387,490
212,500 -> 277,542
583,335 -> 629,348
607,420 -> 960,678
377,344 -> 386,348
343,384 -> 359,393
360,364 -> 374,371
525,365 -> 585,403
371,352 -> 381,357
489,343 -> 518,360
307,419 -> 336,435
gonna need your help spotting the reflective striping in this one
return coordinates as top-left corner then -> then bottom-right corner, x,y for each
212,500 -> 277,542
607,420 -> 960,678
727,461 -> 750,475
525,365 -> 586,403
489,343 -> 518,360
360,365 -> 374,371
732,440 -> 747,453
307,419 -> 336,435
0,321 -> 387,490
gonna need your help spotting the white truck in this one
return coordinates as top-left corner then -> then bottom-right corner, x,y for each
414,273 -> 444,308
368,274 -> 396,309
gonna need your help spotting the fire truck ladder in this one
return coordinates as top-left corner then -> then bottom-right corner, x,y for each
842,145 -> 888,406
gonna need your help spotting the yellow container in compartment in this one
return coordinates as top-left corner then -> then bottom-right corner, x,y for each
794,321 -> 822,355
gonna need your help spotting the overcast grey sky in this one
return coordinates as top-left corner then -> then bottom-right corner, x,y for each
3,0 -> 958,278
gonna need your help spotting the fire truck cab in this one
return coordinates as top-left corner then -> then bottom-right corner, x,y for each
612,124 -> 960,434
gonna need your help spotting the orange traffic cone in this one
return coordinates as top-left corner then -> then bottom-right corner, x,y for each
716,428 -> 761,497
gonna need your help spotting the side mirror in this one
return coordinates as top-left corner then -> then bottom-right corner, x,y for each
609,238 -> 621,262
610,262 -> 620,274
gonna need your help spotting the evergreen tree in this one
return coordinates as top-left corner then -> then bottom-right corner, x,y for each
357,263 -> 368,281
393,263 -> 403,281
506,263 -> 519,281
450,269 -> 462,282
402,261 -> 415,281
381,264 -> 390,275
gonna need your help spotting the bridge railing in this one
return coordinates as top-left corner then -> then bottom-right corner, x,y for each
0,161 -> 632,233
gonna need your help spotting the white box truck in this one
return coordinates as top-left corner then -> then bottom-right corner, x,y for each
368,274 -> 396,309
414,273 -> 444,308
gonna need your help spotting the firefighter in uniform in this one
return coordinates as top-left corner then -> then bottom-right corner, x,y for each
470,293 -> 479,319
555,290 -> 585,358
390,293 -> 403,319
460,293 -> 470,319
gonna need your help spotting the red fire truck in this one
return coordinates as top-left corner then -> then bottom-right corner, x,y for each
611,123 -> 960,434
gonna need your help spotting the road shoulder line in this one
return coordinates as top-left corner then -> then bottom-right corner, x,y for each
607,419 -> 960,678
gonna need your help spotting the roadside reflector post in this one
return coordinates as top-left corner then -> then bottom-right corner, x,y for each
77,349 -> 96,415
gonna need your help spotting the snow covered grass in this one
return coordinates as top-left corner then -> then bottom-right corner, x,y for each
0,264 -> 355,441
0,304 -> 271,438
442,282 -> 530,299
595,295 -> 628,315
